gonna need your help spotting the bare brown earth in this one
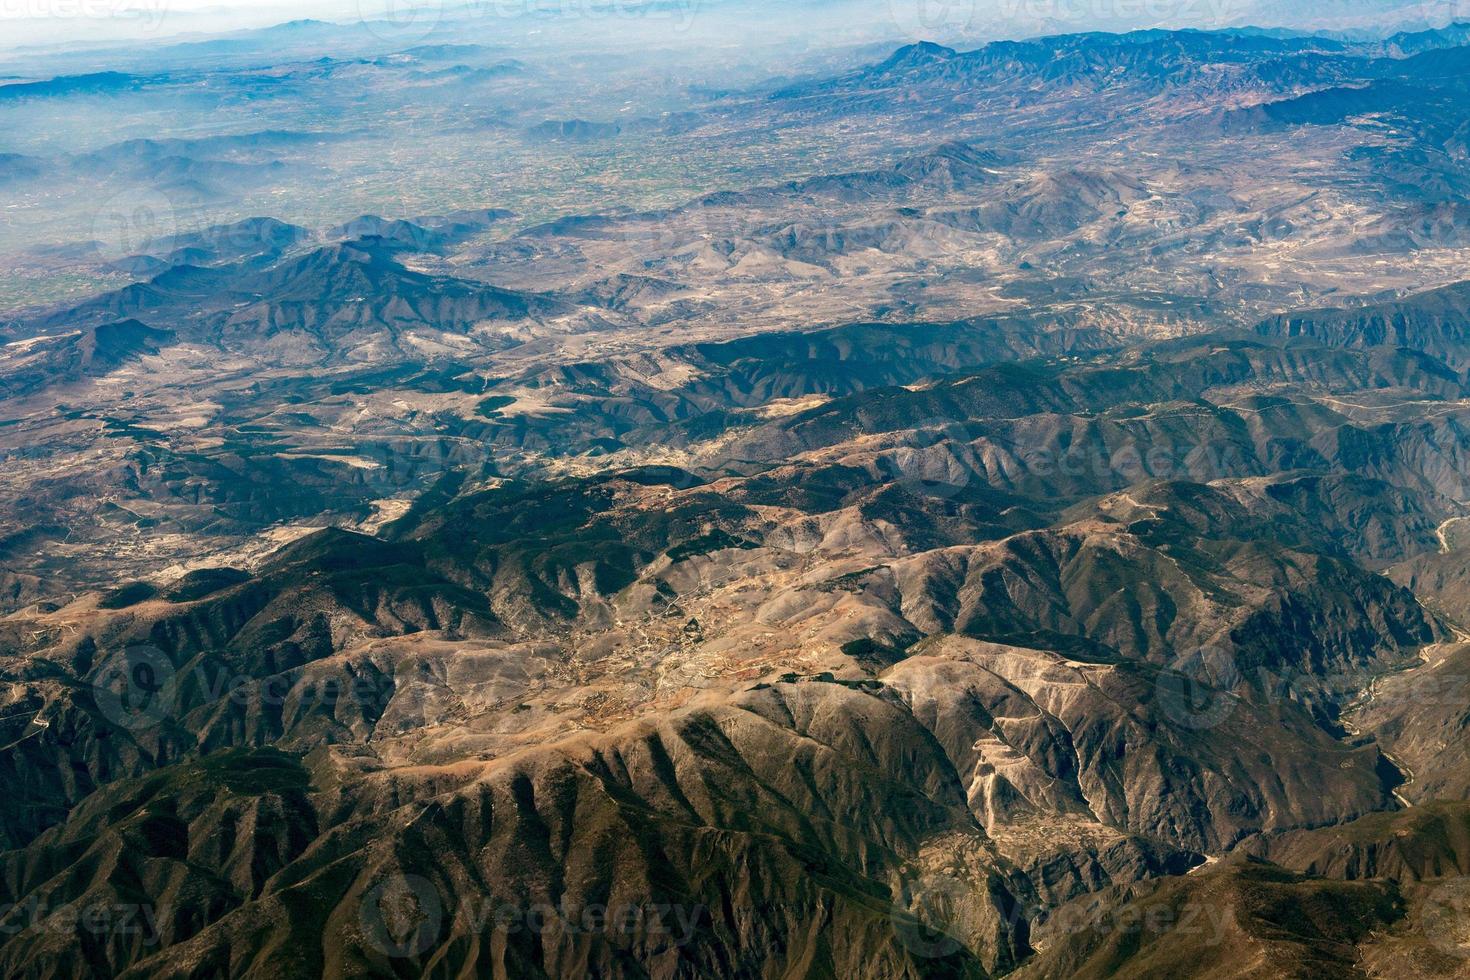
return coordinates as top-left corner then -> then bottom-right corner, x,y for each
5,22 -> 1470,979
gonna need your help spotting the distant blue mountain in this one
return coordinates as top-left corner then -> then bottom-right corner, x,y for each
0,71 -> 145,100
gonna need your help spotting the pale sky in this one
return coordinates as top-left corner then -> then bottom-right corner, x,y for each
0,0 -> 367,49
0,0 -> 1457,54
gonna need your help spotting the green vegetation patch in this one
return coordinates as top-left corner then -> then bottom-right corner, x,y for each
476,395 -> 517,418
98,581 -> 160,609
666,529 -> 760,563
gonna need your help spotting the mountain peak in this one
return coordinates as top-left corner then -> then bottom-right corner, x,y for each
879,41 -> 957,71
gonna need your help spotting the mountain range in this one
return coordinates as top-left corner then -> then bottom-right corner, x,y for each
5,15 -> 1470,979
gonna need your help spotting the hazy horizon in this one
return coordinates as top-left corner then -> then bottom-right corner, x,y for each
7,0 -> 1470,975
2,0 -> 1466,56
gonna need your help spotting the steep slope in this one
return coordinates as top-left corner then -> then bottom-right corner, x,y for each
1258,280 -> 1470,369
1015,854 -> 1404,980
